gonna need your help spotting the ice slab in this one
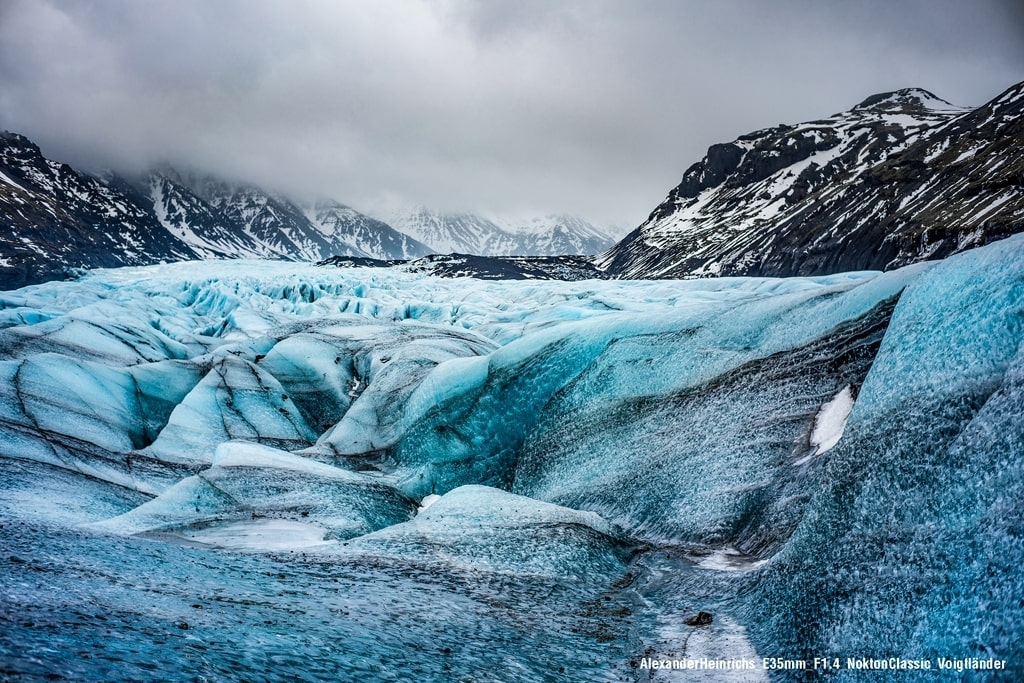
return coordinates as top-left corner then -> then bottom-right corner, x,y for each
338,485 -> 632,578
143,356 -> 316,465
90,443 -> 416,547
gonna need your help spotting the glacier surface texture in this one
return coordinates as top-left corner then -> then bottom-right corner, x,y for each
1,236 -> 1022,681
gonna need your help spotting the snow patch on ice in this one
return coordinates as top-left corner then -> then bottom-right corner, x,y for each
809,385 -> 854,455
694,547 -> 768,573
212,441 -> 363,480
417,493 -> 441,514
178,518 -> 335,552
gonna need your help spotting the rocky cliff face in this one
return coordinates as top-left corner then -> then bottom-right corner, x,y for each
599,82 -> 1024,278
0,133 -> 196,288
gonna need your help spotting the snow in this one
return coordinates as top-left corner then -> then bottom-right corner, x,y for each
809,385 -> 854,454
177,518 -> 334,551
963,191 -> 1014,224
0,169 -> 27,192
882,113 -> 932,128
417,493 -> 441,513
694,547 -> 768,573
953,147 -> 978,164
924,137 -> 952,163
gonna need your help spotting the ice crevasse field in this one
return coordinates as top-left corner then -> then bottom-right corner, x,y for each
0,234 -> 1022,681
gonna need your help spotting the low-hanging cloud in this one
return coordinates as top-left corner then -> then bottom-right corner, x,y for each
1,0 -> 1022,228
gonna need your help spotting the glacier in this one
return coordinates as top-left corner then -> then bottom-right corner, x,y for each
1,236 -> 1022,681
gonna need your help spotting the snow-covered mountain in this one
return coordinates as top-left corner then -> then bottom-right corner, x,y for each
382,205 -> 615,256
600,82 -> 1024,278
173,173 -> 432,262
0,133 -> 198,287
305,200 -> 429,260
0,137 -> 432,288
148,170 -> 271,259
490,213 -> 617,256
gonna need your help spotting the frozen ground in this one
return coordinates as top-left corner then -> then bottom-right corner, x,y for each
2,237 -> 1023,681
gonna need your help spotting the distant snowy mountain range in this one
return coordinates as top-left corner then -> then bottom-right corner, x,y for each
379,206 -> 615,257
2,78 -> 1022,288
599,81 -> 1024,278
0,136 -> 614,288
147,169 -> 431,263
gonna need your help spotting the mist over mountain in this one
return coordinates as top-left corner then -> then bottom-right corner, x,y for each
0,137 -> 613,288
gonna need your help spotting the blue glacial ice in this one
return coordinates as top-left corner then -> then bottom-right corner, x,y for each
336,484 -> 632,579
1,239 -> 1022,681
142,355 -> 317,466
90,442 -> 416,547
749,233 -> 1024,667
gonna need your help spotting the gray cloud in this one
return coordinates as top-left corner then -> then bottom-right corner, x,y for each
1,0 -> 1022,229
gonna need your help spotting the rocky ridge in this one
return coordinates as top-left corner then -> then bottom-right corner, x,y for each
599,82 -> 1024,278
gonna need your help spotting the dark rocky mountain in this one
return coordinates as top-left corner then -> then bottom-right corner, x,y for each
317,255 -> 407,268
599,82 -> 1024,278
0,135 -> 431,289
402,253 -> 610,280
0,133 -> 197,288
318,253 -> 610,281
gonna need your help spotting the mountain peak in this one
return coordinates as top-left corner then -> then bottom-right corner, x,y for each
853,88 -> 961,113
0,131 -> 44,163
601,78 -> 1022,279
1,130 -> 34,145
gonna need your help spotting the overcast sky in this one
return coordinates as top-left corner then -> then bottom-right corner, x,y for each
1,0 -> 1022,229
